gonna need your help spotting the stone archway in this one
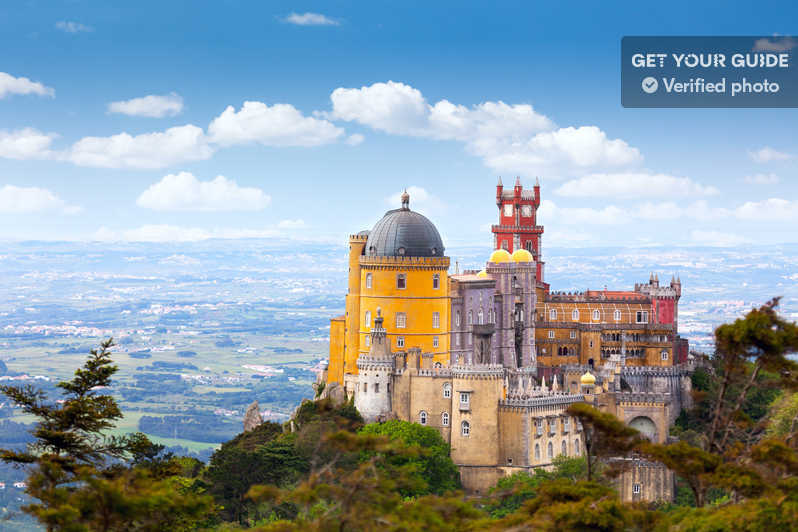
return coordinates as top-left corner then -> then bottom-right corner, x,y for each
628,416 -> 658,441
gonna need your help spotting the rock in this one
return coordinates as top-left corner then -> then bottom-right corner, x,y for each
243,401 -> 263,432
318,381 -> 346,406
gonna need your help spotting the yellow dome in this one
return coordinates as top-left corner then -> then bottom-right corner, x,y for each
476,269 -> 488,278
488,249 -> 512,263
580,371 -> 596,386
511,248 -> 534,262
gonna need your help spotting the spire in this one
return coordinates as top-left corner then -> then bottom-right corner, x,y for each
551,374 -> 559,392
400,189 -> 410,210
515,176 -> 521,187
497,176 -> 503,186
541,375 -> 547,392
535,176 -> 540,187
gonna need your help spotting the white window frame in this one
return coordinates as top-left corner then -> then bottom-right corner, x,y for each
443,383 -> 451,398
550,309 -> 557,320
456,310 -> 461,327
441,412 -> 449,426
633,484 -> 641,495
365,273 -> 373,289
419,411 -> 427,425
548,330 -> 555,339
661,350 -> 669,361
433,336 -> 439,348
460,392 -> 470,404
478,309 -> 484,325
467,310 -> 473,326
461,420 -> 470,437
572,309 -> 579,321
364,310 -> 371,329
365,335 -> 370,347
432,312 -> 440,329
614,309 -> 621,321
396,336 -> 405,348
636,310 -> 649,324
574,439 -> 580,455
396,312 -> 407,328
592,309 -> 600,321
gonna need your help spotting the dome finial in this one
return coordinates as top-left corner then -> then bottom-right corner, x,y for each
401,189 -> 410,210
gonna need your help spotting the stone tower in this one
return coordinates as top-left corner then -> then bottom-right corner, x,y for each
354,310 -> 393,422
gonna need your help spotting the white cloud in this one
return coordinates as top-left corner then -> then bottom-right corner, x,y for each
0,185 -> 80,214
208,101 -> 344,147
329,81 -> 639,177
93,224 -> 284,242
137,172 -> 271,212
67,124 -> 213,169
539,199 -> 730,226
743,173 -> 780,185
0,128 -> 56,159
537,199 -> 626,225
345,133 -> 364,146
282,12 -> 340,26
753,36 -> 796,52
108,93 -> 184,118
386,186 -> 445,214
748,146 -> 792,163
555,172 -> 718,199
0,72 -> 54,99
55,21 -> 93,33
277,219 -> 306,229
734,198 -> 798,221
690,230 -> 749,246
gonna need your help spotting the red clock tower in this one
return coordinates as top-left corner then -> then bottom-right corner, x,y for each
492,177 -> 545,281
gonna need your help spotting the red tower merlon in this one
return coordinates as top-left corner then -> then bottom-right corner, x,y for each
492,177 -> 545,282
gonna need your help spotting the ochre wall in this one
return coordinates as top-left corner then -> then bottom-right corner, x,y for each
327,317 -> 345,384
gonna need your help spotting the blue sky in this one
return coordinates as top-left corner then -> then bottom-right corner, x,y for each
1,1 -> 796,247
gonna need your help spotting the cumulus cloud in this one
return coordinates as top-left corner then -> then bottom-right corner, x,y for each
137,172 -> 271,212
748,146 -> 792,163
539,199 -> 730,226
282,12 -> 340,26
555,172 -> 718,198
744,173 -> 780,185
0,128 -> 57,160
734,198 -> 798,221
329,81 -> 639,177
208,101 -> 344,147
345,133 -> 364,146
93,224 -> 284,242
108,93 -> 184,118
0,72 -> 54,99
387,185 -> 445,214
55,21 -> 93,33
753,36 -> 796,52
67,124 -> 213,169
0,185 -> 80,214
537,199 -> 626,225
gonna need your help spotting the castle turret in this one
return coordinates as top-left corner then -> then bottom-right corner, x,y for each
355,310 -> 393,422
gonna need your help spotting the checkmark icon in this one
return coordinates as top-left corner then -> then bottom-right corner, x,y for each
642,77 -> 658,94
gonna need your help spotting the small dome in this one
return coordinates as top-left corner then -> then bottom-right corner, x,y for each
580,371 -> 596,386
488,249 -> 512,263
476,269 -> 488,278
512,248 -> 533,263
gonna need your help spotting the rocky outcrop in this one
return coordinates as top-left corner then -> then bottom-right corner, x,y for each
315,381 -> 346,406
243,401 -> 263,432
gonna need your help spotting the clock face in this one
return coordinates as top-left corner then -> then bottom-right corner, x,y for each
503,204 -> 513,217
521,205 -> 532,217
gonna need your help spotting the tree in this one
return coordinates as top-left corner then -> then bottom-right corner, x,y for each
359,419 -> 461,495
0,339 -> 213,531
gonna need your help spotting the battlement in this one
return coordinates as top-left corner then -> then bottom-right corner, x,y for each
356,356 -> 394,370
349,233 -> 370,242
490,224 -> 544,233
547,291 -> 648,303
620,366 -> 691,377
617,391 -> 670,404
451,364 -> 505,379
360,255 -> 450,269
499,393 -> 585,409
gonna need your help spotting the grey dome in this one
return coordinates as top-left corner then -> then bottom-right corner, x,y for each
365,200 -> 444,258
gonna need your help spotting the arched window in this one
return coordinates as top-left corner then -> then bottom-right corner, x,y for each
478,309 -> 484,325
432,312 -> 440,329
549,309 -> 557,320
443,382 -> 451,398
365,273 -> 373,289
365,335 -> 370,347
441,412 -> 449,426
467,310 -> 473,326
547,442 -> 553,459
574,439 -> 580,455
456,310 -> 461,327
561,440 -> 567,456
614,309 -> 621,321
461,421 -> 471,437
572,309 -> 579,321
419,411 -> 427,425
592,309 -> 600,321
396,273 -> 407,289
661,350 -> 669,361
364,311 -> 371,328
432,274 -> 440,289
534,443 -> 540,460
525,241 -> 533,252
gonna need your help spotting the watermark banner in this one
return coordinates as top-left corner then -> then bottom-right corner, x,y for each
621,36 -> 798,107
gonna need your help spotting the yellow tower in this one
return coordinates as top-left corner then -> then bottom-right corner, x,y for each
328,190 -> 450,384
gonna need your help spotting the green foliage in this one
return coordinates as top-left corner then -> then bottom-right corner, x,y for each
766,391 -> 798,441
485,455 -> 587,518
359,419 -> 461,495
0,339 -> 214,531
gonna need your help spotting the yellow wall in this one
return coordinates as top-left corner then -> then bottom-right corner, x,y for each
327,317 -> 345,384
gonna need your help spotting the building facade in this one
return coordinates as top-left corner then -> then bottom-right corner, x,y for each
324,179 -> 691,499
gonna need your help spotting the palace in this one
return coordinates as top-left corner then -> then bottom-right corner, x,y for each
322,178 -> 692,499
